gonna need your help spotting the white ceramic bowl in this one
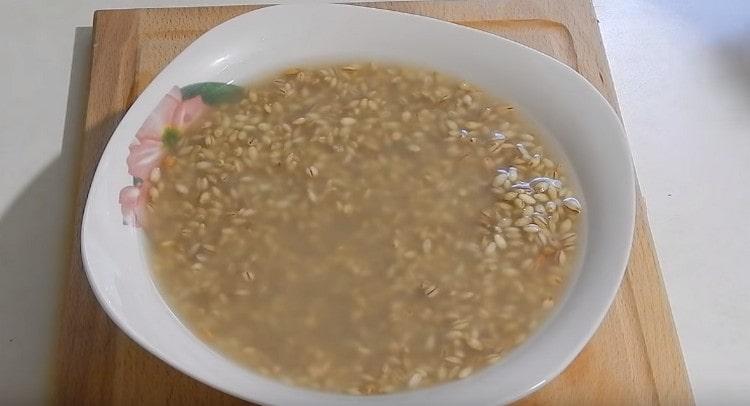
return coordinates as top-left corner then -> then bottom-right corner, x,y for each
82,4 -> 635,405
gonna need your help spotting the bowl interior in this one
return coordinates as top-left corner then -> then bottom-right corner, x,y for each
82,4 -> 635,405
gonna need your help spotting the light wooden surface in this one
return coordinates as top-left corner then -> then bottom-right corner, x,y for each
55,1 -> 694,404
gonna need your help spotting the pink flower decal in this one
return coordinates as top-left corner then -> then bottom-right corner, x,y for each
118,86 -> 208,227
126,139 -> 163,181
134,87 -> 207,144
119,185 -> 148,227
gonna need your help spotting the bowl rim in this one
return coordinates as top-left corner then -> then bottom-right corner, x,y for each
81,4 -> 636,405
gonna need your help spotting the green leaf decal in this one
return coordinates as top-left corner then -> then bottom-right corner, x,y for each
181,82 -> 244,105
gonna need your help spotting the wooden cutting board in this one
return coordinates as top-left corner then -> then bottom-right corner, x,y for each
56,1 -> 694,404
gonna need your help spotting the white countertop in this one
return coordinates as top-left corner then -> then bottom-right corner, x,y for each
1,0 -> 748,404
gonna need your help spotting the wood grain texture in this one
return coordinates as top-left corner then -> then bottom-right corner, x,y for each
55,1 -> 693,404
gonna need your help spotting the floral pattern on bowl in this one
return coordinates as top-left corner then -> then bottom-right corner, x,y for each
119,83 -> 243,226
